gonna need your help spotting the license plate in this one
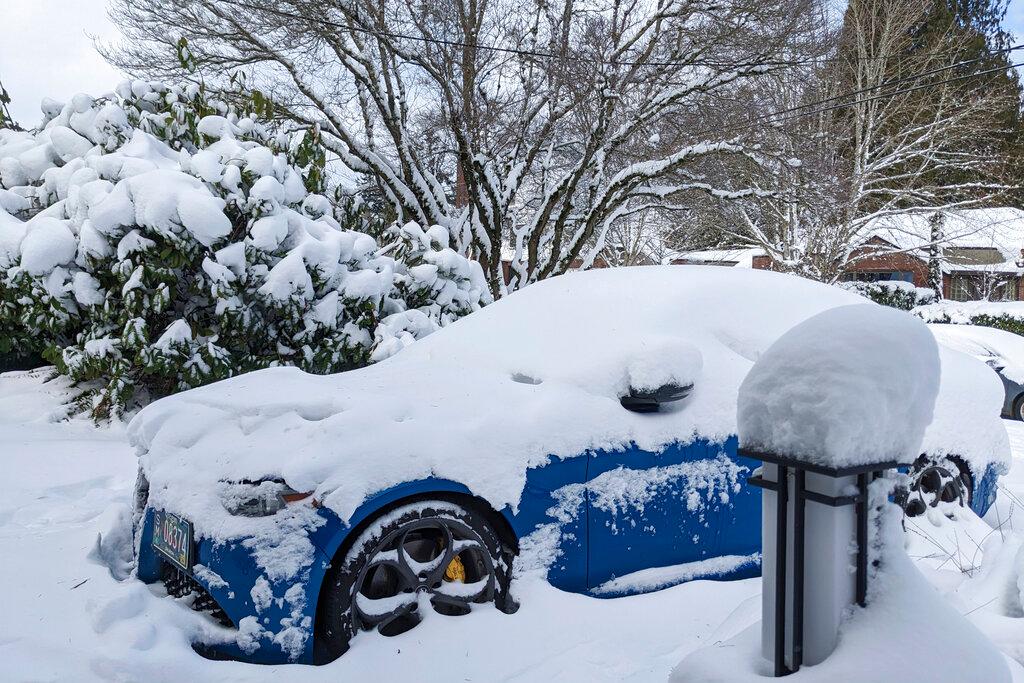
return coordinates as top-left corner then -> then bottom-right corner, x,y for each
152,510 -> 193,570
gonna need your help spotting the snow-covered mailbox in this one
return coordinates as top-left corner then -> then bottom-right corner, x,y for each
735,304 -> 942,676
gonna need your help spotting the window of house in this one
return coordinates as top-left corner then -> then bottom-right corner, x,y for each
950,274 -> 972,301
949,273 -> 1020,302
847,271 -> 914,283
993,278 -> 1019,302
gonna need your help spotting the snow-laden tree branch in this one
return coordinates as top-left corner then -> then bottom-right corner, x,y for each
105,0 -> 815,295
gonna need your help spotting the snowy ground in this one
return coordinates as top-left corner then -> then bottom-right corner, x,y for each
2,367 -> 1024,682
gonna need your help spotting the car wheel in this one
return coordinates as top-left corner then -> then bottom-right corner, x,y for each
1016,395 -> 1024,422
902,457 -> 972,518
314,499 -> 514,663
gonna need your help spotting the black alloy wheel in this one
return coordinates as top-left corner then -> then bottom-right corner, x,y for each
314,501 -> 515,663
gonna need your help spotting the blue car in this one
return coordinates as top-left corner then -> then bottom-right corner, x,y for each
131,267 -> 1008,665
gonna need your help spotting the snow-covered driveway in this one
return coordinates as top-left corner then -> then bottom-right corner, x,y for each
2,368 -> 1024,682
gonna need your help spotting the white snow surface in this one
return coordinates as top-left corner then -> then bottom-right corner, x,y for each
925,342 -> 1012,473
593,553 -> 761,596
738,304 -> 941,468
128,267 -> 1009,541
672,518 -> 1013,682
5,369 -> 1024,682
18,215 -> 78,275
915,300 -> 1024,323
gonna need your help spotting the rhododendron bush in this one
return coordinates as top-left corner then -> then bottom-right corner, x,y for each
0,82 -> 488,417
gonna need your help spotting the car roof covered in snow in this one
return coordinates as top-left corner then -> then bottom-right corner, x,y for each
129,266 -> 1010,528
930,323 -> 1024,384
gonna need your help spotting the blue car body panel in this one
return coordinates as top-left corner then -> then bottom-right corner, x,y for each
135,433 -> 993,665
972,462 -> 1000,518
585,437 -> 761,590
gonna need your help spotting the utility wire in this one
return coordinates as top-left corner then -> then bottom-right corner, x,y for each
670,44 -> 1023,109
691,59 -> 1024,141
212,0 -> 1022,150
220,0 -> 1024,70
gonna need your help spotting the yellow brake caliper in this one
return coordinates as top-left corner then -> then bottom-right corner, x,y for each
444,555 -> 466,582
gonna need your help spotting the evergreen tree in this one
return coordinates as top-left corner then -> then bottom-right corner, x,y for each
911,0 -> 1024,206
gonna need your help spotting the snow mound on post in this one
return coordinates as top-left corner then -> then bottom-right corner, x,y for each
738,304 -> 941,468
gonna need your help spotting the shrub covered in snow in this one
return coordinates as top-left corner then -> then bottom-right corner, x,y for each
0,82 -> 488,417
913,300 -> 1024,338
837,279 -> 937,311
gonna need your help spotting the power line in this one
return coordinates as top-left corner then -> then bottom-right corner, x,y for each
212,0 -> 1022,152
693,59 -> 1024,142
670,44 -> 1023,109
220,0 -> 1024,70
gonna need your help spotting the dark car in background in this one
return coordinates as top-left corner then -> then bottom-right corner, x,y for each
929,324 -> 1024,420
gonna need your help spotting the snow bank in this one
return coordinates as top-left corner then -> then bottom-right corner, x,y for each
671,485 -> 1012,682
915,300 -> 1024,324
129,268 -> 1007,550
738,304 -> 941,468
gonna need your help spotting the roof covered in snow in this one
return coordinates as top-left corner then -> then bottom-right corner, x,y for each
129,266 -> 1009,534
862,208 -> 1024,274
665,247 -> 765,268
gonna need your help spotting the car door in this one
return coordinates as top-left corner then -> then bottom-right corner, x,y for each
586,436 -> 757,593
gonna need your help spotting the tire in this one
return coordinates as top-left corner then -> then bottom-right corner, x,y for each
314,499 -> 514,664
902,456 -> 973,517
1016,395 -> 1024,422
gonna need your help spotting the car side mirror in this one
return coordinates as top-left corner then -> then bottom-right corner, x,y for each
620,382 -> 694,413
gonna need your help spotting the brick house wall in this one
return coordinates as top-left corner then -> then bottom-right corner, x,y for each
750,247 -> 1023,300
749,248 -> 928,286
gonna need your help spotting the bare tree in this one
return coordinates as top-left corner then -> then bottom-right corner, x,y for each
690,0 -> 1018,282
105,0 -> 816,296
599,211 -> 677,266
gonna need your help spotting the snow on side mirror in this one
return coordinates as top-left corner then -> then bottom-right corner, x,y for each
617,338 -> 702,413
620,382 -> 694,413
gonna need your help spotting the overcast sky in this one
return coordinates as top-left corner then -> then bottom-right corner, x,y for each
1,0 -> 121,126
1,0 -> 1022,127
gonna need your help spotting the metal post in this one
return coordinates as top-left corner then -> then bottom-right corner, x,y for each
855,472 -> 868,607
774,465 -> 789,677
792,469 -> 805,670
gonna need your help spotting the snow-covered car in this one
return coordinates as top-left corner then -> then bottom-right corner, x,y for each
130,267 -> 1009,664
929,323 -> 1024,420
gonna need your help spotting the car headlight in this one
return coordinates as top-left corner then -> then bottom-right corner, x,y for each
219,479 -> 313,517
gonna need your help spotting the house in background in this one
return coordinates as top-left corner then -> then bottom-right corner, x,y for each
665,247 -> 767,269
669,208 -> 1024,302
851,208 -> 1024,301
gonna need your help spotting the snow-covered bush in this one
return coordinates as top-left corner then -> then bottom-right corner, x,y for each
0,82 -> 489,417
837,280 -> 937,311
912,300 -> 1024,338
